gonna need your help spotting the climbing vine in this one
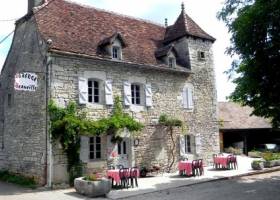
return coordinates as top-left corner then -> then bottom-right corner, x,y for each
158,114 -> 187,173
48,96 -> 144,184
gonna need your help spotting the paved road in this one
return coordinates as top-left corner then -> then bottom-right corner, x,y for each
0,171 -> 279,200
121,171 -> 280,200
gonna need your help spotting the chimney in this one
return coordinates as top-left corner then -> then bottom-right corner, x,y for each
28,0 -> 44,13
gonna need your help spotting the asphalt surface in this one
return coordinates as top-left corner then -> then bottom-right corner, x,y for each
0,171 -> 279,200
121,171 -> 280,200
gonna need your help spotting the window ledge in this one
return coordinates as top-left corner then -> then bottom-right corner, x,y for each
130,105 -> 145,112
87,103 -> 105,109
184,108 -> 194,113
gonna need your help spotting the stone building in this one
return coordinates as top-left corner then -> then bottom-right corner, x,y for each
0,0 -> 219,185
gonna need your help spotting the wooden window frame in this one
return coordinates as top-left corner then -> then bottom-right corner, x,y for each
88,79 -> 100,103
89,136 -> 102,160
131,84 -> 141,105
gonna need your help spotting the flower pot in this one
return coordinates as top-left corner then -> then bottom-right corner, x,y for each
74,177 -> 111,197
251,161 -> 264,170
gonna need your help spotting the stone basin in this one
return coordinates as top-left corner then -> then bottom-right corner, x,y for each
74,177 -> 111,197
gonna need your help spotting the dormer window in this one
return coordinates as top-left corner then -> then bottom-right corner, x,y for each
168,57 -> 176,68
155,44 -> 178,68
112,46 -> 121,60
98,32 -> 127,60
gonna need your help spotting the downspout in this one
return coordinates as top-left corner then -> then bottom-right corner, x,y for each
45,41 -> 53,187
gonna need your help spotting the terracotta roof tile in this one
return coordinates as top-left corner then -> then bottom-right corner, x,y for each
34,0 -> 214,67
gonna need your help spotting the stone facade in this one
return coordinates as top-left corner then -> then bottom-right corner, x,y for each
0,16 -> 48,185
0,2 -> 219,185
49,38 -> 219,178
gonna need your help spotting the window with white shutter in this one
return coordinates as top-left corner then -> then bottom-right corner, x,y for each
79,77 -> 88,105
105,80 -> 113,105
183,85 -> 194,110
123,81 -> 131,106
187,88 -> 194,109
145,83 -> 152,107
131,84 -> 141,105
88,79 -> 100,103
180,135 -> 192,155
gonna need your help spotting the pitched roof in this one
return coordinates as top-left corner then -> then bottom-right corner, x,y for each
33,0 -> 214,68
218,102 -> 272,130
164,10 -> 215,43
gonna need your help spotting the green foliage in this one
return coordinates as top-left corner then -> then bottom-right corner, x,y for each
159,114 -> 183,127
262,152 -> 280,161
224,146 -> 242,155
48,96 -> 144,183
0,170 -> 36,188
158,114 -> 185,173
83,173 -> 102,181
252,160 -> 262,165
218,0 -> 280,128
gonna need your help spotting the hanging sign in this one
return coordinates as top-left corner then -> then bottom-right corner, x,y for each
14,72 -> 38,91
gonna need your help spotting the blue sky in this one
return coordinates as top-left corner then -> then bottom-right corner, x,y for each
0,0 -> 235,101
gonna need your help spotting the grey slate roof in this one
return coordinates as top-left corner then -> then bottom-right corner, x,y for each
218,102 -> 272,130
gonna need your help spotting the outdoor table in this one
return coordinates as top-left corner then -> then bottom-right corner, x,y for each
178,160 -> 193,176
107,168 -> 140,184
214,155 -> 230,168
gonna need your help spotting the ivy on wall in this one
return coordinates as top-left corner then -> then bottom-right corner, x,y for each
48,96 -> 144,184
158,114 -> 187,173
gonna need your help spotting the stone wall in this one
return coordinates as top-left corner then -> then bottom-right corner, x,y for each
0,16 -> 48,184
50,34 -> 219,174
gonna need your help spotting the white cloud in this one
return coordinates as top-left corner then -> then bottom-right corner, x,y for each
0,0 -> 235,101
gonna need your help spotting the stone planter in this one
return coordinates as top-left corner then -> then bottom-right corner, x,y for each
274,159 -> 280,166
264,160 -> 276,168
251,161 -> 264,170
248,151 -> 262,158
74,177 -> 111,197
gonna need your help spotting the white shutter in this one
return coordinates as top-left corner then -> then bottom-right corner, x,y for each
80,136 -> 89,163
187,88 -> 194,109
145,83 -> 152,107
182,88 -> 188,108
180,135 -> 186,156
123,81 -> 131,106
105,80 -> 113,105
78,77 -> 88,105
190,135 -> 196,154
195,136 -> 201,154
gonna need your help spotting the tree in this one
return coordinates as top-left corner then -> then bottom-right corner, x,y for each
218,0 -> 280,127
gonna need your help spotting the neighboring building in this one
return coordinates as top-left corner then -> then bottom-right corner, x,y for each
0,0 -> 219,185
218,102 -> 280,154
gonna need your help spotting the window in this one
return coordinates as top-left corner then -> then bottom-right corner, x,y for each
88,80 -> 100,103
112,46 -> 121,60
168,57 -> 176,68
183,86 -> 194,110
89,136 -> 101,160
131,84 -> 141,105
7,94 -> 12,107
184,135 -> 191,153
117,141 -> 127,155
198,51 -> 206,60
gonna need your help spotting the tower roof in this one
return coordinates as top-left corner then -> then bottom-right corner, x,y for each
164,8 -> 215,43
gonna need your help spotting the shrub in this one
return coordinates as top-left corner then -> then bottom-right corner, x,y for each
0,170 -> 36,188
224,147 -> 242,155
262,152 -> 280,161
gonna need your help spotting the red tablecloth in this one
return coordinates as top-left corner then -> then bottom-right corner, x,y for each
178,160 -> 193,176
107,168 -> 140,184
214,156 -> 229,168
